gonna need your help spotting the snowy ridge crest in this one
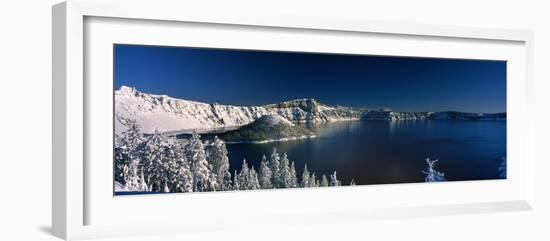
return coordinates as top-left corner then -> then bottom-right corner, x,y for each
115,86 -> 361,134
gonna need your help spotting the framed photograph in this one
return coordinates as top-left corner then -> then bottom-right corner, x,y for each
53,0 -> 535,240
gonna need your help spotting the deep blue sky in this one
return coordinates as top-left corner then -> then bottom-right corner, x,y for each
114,44 -> 506,113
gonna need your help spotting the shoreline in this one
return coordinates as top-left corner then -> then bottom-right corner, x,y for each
147,118 -> 506,136
226,134 -> 317,144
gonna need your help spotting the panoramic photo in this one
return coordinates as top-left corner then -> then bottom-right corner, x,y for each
113,44 -> 507,195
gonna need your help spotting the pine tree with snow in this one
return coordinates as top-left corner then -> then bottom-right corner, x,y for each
350,179 -> 356,186
289,161 -> 298,188
329,171 -> 341,187
142,130 -> 171,192
138,168 -> 149,191
206,136 -> 232,191
320,174 -> 329,187
269,148 -> 281,188
422,158 -> 446,182
279,153 -> 292,188
236,159 -> 250,190
185,130 -> 215,192
122,156 -> 142,191
161,138 -> 181,192
232,170 -> 240,191
168,139 -> 193,193
247,166 -> 261,190
258,155 -> 272,189
115,120 -> 145,187
309,172 -> 317,187
301,164 -> 311,188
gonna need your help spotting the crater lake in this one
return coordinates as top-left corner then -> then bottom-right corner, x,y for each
224,120 -> 506,185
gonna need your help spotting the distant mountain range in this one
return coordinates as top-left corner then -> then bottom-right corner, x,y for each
115,86 -> 506,134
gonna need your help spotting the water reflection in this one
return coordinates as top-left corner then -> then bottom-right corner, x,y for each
225,120 -> 506,186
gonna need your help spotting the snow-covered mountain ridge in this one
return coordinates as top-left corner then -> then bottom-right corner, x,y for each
115,86 -> 505,134
115,86 -> 363,134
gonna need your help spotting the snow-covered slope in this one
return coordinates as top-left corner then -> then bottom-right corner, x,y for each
115,86 -> 362,134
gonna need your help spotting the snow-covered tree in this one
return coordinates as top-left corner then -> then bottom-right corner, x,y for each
142,130 -> 171,192
138,169 -> 149,191
269,148 -> 281,188
235,159 -> 250,190
498,157 -> 507,178
309,172 -> 317,187
206,136 -> 232,191
168,139 -> 193,193
289,161 -> 298,188
350,179 -> 356,186
122,155 -> 142,191
247,166 -> 261,190
301,164 -> 311,188
279,153 -> 292,188
115,120 -> 145,186
185,130 -> 215,192
232,170 -> 240,191
422,158 -> 446,182
329,171 -> 341,187
258,155 -> 272,189
320,174 -> 329,187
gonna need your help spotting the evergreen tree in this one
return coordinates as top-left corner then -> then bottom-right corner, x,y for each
115,120 -> 145,187
320,174 -> 329,187
138,168 -> 149,191
269,148 -> 281,188
309,172 -> 317,188
350,179 -> 356,186
162,138 -> 180,192
236,159 -> 250,190
248,166 -> 261,190
329,171 -> 341,187
142,130 -> 171,192
289,161 -> 298,188
169,139 -> 193,192
206,136 -> 232,191
279,153 -> 292,188
258,155 -> 272,189
185,130 -> 214,192
122,155 -> 142,191
301,164 -> 311,188
232,170 -> 240,191
422,158 -> 446,182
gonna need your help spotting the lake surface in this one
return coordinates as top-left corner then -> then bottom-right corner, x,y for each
225,120 -> 506,186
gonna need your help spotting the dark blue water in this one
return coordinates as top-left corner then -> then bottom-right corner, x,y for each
226,120 -> 506,185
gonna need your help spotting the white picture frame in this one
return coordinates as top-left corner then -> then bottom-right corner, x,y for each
52,0 -> 535,240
